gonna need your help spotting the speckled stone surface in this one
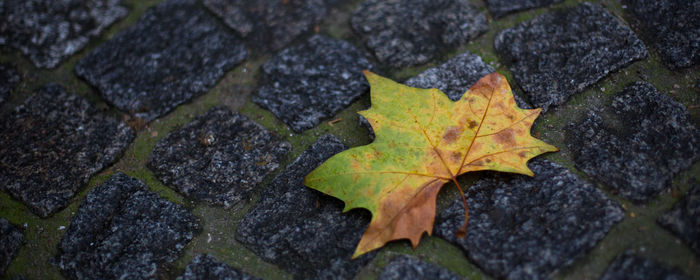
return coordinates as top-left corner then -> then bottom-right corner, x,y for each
435,159 -> 624,280
236,135 -> 375,279
495,2 -> 646,111
203,0 -> 328,52
379,255 -> 461,280
0,64 -> 20,105
148,106 -> 290,208
351,0 -> 488,68
0,84 -> 134,217
485,0 -> 563,18
624,0 -> 700,69
600,251 -> 691,280
57,173 -> 199,280
0,0 -> 127,69
177,254 -> 259,280
75,0 -> 247,121
0,219 -> 23,276
658,185 -> 700,256
253,35 -> 373,132
565,82 -> 700,203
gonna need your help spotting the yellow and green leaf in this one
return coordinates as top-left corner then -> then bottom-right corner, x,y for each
304,71 -> 557,258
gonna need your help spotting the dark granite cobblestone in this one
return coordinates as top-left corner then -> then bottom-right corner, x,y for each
624,0 -> 700,69
148,106 -> 290,208
495,2 -> 647,111
485,0 -> 563,18
75,0 -> 247,121
351,0 -> 488,68
0,219 -> 23,276
0,84 -> 134,217
658,185 -> 700,256
236,135 -> 375,279
0,0 -> 128,68
57,173 -> 199,280
253,35 -> 373,132
203,0 -> 329,52
436,159 -> 624,280
600,251 -> 691,280
379,255 -> 461,280
177,254 -> 259,280
0,64 -> 20,105
565,82 -> 700,203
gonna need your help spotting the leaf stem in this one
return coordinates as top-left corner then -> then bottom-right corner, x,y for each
450,177 -> 469,238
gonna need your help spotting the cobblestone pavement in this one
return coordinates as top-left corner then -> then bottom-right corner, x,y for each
1,0 -> 698,279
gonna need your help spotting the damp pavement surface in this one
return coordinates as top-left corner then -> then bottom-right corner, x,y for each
1,0 -> 699,279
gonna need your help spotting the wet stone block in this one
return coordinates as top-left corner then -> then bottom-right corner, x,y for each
75,0 -> 247,121
495,2 -> 646,111
0,219 -> 23,276
0,0 -> 127,69
57,173 -> 199,280
658,185 -> 700,256
0,64 -> 21,105
253,35 -> 373,132
351,0 -> 487,68
148,106 -> 290,208
435,159 -> 624,280
485,0 -> 563,18
203,0 -> 329,52
624,0 -> 700,69
379,255 -> 461,280
565,82 -> 700,203
236,135 -> 375,279
177,254 -> 259,280
600,251 -> 691,280
0,84 -> 134,217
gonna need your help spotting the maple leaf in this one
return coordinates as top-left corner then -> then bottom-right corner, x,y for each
304,71 -> 557,258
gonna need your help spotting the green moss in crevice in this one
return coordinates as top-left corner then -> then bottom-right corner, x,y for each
554,162 -> 700,280
167,204 -> 293,280
355,235 -> 490,280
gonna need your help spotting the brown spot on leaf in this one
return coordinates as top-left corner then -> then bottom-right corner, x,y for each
469,73 -> 502,94
442,126 -> 462,144
450,151 -> 462,162
467,120 -> 478,129
494,128 -> 516,146
426,150 -> 451,178
494,101 -> 506,110
374,150 -> 383,158
518,151 -> 528,158
351,159 -> 361,170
